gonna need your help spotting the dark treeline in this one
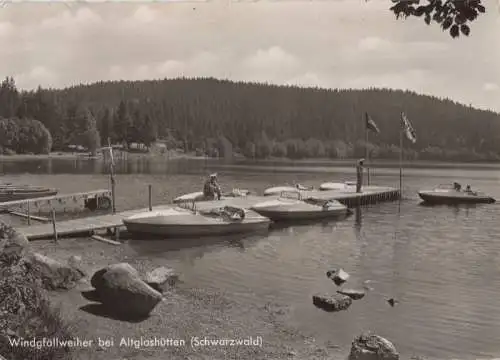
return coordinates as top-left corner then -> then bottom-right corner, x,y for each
1,76 -> 499,161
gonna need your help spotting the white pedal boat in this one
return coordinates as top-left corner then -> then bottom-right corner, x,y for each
251,197 -> 351,222
122,206 -> 270,237
263,184 -> 313,196
319,181 -> 357,191
173,188 -> 250,204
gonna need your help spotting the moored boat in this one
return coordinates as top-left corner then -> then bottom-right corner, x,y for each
251,197 -> 351,222
122,206 -> 271,237
319,181 -> 357,191
418,184 -> 495,205
172,188 -> 250,204
263,184 -> 312,196
0,184 -> 58,203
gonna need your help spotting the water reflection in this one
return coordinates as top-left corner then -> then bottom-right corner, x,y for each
127,231 -> 267,264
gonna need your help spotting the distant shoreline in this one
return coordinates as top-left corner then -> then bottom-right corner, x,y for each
0,151 -> 205,161
0,152 -> 499,169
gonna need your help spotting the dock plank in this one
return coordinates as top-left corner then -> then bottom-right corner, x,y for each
19,204 -> 172,240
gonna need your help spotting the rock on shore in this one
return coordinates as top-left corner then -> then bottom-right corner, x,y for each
349,333 -> 399,360
144,266 -> 179,293
90,263 -> 163,319
22,252 -> 86,290
312,293 -> 352,312
326,268 -> 350,286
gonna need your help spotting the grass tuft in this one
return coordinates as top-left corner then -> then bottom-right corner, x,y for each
0,222 -> 75,360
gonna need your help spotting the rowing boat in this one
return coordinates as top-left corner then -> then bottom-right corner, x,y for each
0,184 -> 58,203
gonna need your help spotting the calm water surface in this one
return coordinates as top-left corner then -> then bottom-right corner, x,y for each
2,157 -> 500,360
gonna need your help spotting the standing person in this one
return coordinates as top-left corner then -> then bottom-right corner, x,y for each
356,159 -> 364,193
203,173 -> 222,200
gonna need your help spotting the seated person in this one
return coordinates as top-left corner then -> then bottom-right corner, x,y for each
465,185 -> 472,193
203,173 -> 222,200
453,182 -> 462,191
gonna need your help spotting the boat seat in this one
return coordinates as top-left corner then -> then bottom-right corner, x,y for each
222,206 -> 245,220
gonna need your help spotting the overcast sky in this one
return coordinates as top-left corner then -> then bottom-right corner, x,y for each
1,0 -> 499,111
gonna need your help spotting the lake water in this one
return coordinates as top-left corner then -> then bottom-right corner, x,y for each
2,157 -> 500,360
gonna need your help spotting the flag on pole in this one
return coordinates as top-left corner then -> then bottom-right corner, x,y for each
401,112 -> 416,143
365,112 -> 380,134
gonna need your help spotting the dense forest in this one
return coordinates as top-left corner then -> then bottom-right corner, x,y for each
0,76 -> 499,162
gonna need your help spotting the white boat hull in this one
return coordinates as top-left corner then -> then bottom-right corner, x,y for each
173,189 -> 250,204
263,186 -> 298,196
418,190 -> 495,204
319,181 -> 357,191
123,207 -> 271,237
251,199 -> 350,221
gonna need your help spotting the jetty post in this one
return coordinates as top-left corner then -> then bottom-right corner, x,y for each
365,117 -> 370,185
148,184 -> 153,211
105,138 -> 117,214
51,208 -> 58,243
26,200 -> 31,225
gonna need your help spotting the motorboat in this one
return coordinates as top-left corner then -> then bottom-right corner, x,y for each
263,184 -> 312,196
122,205 -> 271,237
0,184 -> 58,203
418,184 -> 495,205
319,181 -> 357,191
251,196 -> 352,222
172,188 -> 250,204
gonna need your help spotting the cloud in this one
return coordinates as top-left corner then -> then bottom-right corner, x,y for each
286,72 -> 325,88
0,21 -> 14,37
483,83 -> 499,92
358,36 -> 392,52
243,46 -> 299,71
0,1 -> 498,112
132,5 -> 157,23
15,66 -> 58,89
155,60 -> 186,78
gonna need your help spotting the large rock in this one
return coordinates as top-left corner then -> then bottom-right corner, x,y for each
349,333 -> 399,360
144,266 -> 179,293
312,293 -> 352,312
91,263 -> 163,318
0,225 -> 30,267
22,252 -> 85,290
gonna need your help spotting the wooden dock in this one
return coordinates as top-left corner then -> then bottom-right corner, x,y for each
187,186 -> 401,211
17,185 -> 400,241
18,205 -> 172,240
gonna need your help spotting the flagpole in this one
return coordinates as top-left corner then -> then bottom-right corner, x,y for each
107,137 -> 116,214
365,118 -> 370,186
399,128 -> 403,197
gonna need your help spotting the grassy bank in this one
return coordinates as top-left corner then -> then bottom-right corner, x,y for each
0,223 -> 74,360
